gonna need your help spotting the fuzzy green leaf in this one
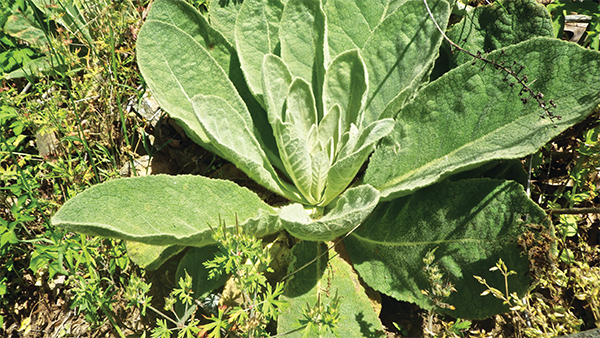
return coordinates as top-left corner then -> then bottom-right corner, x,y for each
191,94 -> 303,202
310,150 -> 330,204
324,0 -> 387,58
137,0 -> 250,150
51,175 -> 280,247
280,185 -> 380,241
366,38 -> 600,199
125,242 -> 185,271
278,241 -> 385,337
235,0 -> 285,100
361,0 -> 450,126
318,105 -> 342,157
273,117 -> 315,204
323,49 -> 368,135
447,0 -> 554,67
285,78 -> 319,142
145,0 -> 234,72
262,54 -> 293,124
279,0 -> 327,116
345,179 -> 547,319
324,119 -> 394,205
207,0 -> 244,45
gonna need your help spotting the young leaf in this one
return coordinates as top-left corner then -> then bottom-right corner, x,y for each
318,104 -> 342,157
273,117 -> 315,204
345,179 -> 546,319
191,94 -> 304,203
323,49 -> 368,134
285,78 -> 318,141
278,241 -> 384,337
51,175 -> 280,247
365,38 -> 600,200
310,150 -> 330,204
324,119 -> 394,205
280,185 -> 380,241
235,0 -> 285,101
262,54 -> 294,125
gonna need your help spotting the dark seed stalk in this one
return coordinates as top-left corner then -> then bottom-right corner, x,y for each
422,0 -> 561,127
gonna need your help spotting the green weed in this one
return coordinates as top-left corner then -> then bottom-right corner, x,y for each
201,218 -> 289,337
0,0 -> 149,334
475,258 -> 584,337
421,247 -> 473,338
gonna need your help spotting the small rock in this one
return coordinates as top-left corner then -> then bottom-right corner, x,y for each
119,155 -> 151,177
35,129 -> 58,157
135,93 -> 161,127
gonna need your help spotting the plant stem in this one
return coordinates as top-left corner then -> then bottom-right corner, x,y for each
146,303 -> 181,326
547,207 -> 600,215
100,303 -> 126,338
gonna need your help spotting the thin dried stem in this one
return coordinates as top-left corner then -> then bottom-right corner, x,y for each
422,0 -> 561,126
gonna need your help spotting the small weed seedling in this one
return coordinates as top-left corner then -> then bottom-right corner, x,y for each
201,217 -> 289,337
475,258 -> 583,337
421,247 -> 472,338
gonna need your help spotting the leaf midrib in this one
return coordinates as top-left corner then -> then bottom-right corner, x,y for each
348,233 -> 492,246
376,111 -> 552,196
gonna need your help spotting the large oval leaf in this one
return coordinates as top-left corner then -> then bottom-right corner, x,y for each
137,0 -> 250,151
51,175 -> 280,247
447,0 -> 554,68
279,0 -> 327,115
278,241 -> 384,337
140,0 -> 281,172
366,37 -> 600,200
147,0 -> 236,73
345,179 -> 547,319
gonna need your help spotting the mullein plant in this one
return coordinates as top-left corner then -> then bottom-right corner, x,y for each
52,0 -> 600,334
